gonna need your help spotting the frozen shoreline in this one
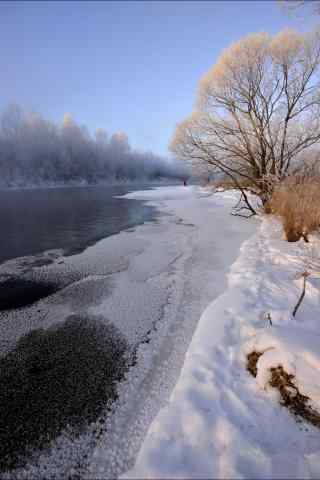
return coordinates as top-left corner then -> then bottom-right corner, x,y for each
1,185 -> 257,478
88,186 -> 258,478
4,185 -> 320,479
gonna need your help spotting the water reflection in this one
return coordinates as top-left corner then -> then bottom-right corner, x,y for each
0,185 -> 157,264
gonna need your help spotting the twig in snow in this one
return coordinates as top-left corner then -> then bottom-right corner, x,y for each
293,271 -> 310,318
261,311 -> 273,326
231,191 -> 256,218
267,313 -> 273,326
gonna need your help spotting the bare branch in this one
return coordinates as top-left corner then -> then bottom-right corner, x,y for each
293,271 -> 310,317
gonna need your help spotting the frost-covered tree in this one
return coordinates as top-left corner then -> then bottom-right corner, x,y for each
0,105 -> 187,186
171,28 -> 320,209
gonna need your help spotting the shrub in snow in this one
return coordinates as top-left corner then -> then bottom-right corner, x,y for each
270,176 -> 320,242
245,327 -> 320,428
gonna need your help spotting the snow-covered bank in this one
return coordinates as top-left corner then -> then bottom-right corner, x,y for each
124,195 -> 320,479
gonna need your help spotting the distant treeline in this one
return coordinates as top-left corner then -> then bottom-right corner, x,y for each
0,105 -> 187,187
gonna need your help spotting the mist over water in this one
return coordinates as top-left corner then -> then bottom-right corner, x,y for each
0,104 -> 187,187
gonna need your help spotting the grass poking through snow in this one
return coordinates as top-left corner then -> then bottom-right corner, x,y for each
246,350 -> 263,378
247,352 -> 320,429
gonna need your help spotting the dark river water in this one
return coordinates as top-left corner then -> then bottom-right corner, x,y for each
0,184 -> 159,264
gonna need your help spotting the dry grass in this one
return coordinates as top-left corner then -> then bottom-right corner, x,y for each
270,176 -> 320,242
213,178 -> 256,191
246,350 -> 263,377
269,366 -> 320,428
246,352 -> 320,428
212,179 -> 235,190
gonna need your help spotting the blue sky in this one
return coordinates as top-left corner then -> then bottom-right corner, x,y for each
0,1 -> 317,156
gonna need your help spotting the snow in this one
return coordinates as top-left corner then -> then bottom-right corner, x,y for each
2,185 -> 320,478
122,189 -> 320,480
87,186 -> 257,479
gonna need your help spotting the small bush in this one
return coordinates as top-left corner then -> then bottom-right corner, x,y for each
246,350 -> 263,377
247,353 -> 320,428
269,366 -> 320,428
270,176 -> 320,242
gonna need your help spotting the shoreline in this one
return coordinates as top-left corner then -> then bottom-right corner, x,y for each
0,178 -> 180,192
1,186 -> 256,478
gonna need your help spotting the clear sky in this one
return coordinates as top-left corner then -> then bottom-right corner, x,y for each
0,1 -> 317,156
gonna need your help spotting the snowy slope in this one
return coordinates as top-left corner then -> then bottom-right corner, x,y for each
123,192 -> 320,479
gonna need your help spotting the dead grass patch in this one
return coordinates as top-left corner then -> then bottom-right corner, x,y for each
270,176 -> 320,242
247,352 -> 320,428
213,178 -> 256,191
246,350 -> 263,377
269,366 -> 320,428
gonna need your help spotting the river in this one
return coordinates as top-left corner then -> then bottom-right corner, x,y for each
0,184 -> 159,264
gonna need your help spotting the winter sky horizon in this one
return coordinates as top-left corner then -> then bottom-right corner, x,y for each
0,1 -> 318,157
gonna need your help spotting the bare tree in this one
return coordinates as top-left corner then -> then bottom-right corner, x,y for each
170,29 -> 320,213
279,0 -> 320,16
